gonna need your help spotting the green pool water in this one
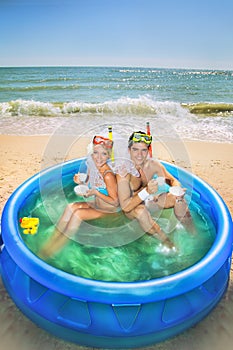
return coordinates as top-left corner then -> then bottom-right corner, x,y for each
19,182 -> 216,282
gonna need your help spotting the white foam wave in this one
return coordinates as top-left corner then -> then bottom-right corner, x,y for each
63,96 -> 185,117
0,97 -> 232,143
0,96 -> 186,118
0,99 -> 60,117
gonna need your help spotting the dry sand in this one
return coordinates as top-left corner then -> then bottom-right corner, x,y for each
0,135 -> 233,350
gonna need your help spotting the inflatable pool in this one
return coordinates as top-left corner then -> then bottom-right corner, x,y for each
0,158 -> 232,348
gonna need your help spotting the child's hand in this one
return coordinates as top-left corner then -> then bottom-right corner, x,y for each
84,188 -> 96,197
147,179 -> 158,194
73,173 -> 87,184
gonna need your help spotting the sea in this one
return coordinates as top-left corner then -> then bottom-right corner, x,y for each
0,66 -> 233,143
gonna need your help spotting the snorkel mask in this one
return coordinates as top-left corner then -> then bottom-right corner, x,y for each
93,135 -> 113,149
129,132 -> 152,146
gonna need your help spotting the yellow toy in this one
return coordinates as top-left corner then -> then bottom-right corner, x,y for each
19,217 -> 39,235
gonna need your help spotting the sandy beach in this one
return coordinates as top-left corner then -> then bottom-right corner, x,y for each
0,135 -> 233,350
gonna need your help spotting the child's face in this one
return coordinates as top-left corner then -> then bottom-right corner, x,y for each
92,144 -> 110,167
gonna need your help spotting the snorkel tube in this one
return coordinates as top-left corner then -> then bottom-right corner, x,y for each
108,125 -> 115,165
146,121 -> 152,157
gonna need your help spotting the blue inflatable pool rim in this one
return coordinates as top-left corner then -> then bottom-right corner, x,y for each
1,159 -> 232,303
1,159 -> 232,348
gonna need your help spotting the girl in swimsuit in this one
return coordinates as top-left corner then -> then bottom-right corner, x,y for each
39,135 -> 119,258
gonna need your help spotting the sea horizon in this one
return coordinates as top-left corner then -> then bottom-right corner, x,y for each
1,64 -> 233,71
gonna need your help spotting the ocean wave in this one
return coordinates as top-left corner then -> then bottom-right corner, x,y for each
172,69 -> 233,77
0,77 -> 76,85
0,84 -> 82,93
0,97 -> 192,117
0,100 -> 60,117
1,98 -> 233,118
182,103 -> 233,116
0,98 -> 232,143
117,68 -> 233,77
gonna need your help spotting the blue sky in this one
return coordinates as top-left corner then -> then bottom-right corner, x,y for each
1,0 -> 233,69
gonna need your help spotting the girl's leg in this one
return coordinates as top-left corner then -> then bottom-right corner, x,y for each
56,202 -> 91,232
39,202 -> 91,258
39,205 -> 107,258
63,206 -> 106,239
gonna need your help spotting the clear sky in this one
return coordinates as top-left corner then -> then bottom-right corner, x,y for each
1,0 -> 233,70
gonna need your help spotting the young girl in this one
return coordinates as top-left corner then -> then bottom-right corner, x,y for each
39,135 -> 119,258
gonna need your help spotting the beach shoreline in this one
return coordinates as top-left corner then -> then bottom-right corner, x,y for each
0,134 -> 233,350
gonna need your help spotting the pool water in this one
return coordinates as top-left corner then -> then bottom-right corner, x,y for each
19,181 -> 216,282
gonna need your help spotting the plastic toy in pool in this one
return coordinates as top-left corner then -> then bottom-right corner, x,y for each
19,217 -> 40,235
0,158 -> 232,348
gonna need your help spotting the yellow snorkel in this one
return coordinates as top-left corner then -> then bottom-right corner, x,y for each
108,125 -> 115,165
